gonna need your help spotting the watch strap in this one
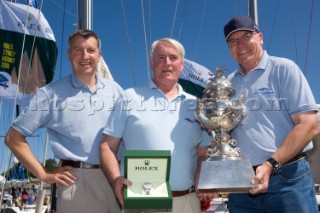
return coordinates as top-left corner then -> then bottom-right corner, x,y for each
266,157 -> 281,174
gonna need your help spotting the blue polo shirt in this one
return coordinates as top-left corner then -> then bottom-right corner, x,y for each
228,51 -> 318,165
12,73 -> 123,164
103,80 -> 209,190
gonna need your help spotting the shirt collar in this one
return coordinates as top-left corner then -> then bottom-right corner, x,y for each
69,73 -> 105,91
147,80 -> 186,99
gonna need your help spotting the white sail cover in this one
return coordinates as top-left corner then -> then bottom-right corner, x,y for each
179,59 -> 212,97
0,1 -> 57,105
0,1 -> 55,40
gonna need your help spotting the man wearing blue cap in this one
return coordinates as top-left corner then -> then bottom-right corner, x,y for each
224,16 -> 319,212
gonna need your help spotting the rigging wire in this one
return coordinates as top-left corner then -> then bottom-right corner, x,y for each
58,0 -> 67,80
120,0 -> 137,86
0,148 -> 12,211
29,2 -> 54,204
265,0 -> 279,52
0,101 -> 15,210
148,0 -> 152,46
177,0 -> 189,41
141,0 -> 151,80
303,0 -> 314,76
11,5 -> 32,122
21,0 -> 45,107
290,0 -> 299,64
234,0 -> 238,16
47,0 -> 77,18
192,0 -> 207,60
91,0 -> 94,30
170,0 -> 179,38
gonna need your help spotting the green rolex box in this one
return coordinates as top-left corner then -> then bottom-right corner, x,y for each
124,150 -> 172,209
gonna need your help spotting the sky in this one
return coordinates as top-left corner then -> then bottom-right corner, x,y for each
1,0 -> 320,173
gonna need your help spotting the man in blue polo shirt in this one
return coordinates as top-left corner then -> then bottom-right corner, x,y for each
224,16 -> 320,212
5,29 -> 123,213
99,38 -> 211,213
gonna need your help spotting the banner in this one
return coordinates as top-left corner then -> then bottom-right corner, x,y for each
179,59 -> 212,98
0,1 -> 57,105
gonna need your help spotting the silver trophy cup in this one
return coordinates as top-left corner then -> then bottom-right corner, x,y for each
196,66 -> 257,192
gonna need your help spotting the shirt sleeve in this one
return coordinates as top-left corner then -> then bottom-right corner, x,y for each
102,96 -> 128,138
12,89 -> 51,136
278,61 -> 318,115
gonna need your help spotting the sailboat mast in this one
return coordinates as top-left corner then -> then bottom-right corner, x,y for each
248,0 -> 258,25
77,0 -> 113,79
78,0 -> 92,30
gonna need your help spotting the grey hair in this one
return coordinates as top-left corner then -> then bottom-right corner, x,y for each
150,38 -> 185,60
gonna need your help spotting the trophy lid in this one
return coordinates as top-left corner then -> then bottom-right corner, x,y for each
204,66 -> 234,96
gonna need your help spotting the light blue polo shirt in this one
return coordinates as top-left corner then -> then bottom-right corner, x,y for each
228,51 -> 318,165
12,73 -> 123,164
103,80 -> 210,191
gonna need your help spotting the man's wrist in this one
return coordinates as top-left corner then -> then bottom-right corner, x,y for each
266,157 -> 282,175
113,176 -> 123,188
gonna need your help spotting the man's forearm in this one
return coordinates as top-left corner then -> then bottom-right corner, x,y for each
100,142 -> 122,186
5,128 -> 47,180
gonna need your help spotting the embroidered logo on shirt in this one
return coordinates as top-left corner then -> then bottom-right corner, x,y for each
257,87 -> 274,95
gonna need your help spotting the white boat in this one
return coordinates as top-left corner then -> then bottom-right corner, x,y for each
1,205 -> 48,213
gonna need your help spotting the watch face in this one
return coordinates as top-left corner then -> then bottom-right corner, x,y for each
273,164 -> 281,174
142,182 -> 153,195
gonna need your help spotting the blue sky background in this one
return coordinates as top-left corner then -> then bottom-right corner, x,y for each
1,0 -> 320,173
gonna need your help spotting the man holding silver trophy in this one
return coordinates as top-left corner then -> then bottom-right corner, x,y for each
223,16 -> 320,212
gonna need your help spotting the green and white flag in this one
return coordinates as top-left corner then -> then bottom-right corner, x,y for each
179,59 -> 212,98
0,1 -> 57,105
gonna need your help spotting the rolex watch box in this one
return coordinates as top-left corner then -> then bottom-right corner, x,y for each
124,150 -> 172,209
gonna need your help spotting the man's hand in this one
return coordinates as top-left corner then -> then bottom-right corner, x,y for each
44,166 -> 78,186
113,176 -> 132,206
249,162 -> 272,194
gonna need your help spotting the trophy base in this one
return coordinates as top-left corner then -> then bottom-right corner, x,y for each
198,157 -> 259,193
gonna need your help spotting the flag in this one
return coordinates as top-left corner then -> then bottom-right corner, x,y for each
7,162 -> 25,180
0,1 -> 57,105
15,162 -> 26,180
179,59 -> 212,98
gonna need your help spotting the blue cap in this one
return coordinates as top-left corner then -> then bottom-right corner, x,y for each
224,16 -> 260,41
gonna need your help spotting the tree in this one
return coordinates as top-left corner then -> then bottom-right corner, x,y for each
1,158 -> 58,178
45,158 -> 57,171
